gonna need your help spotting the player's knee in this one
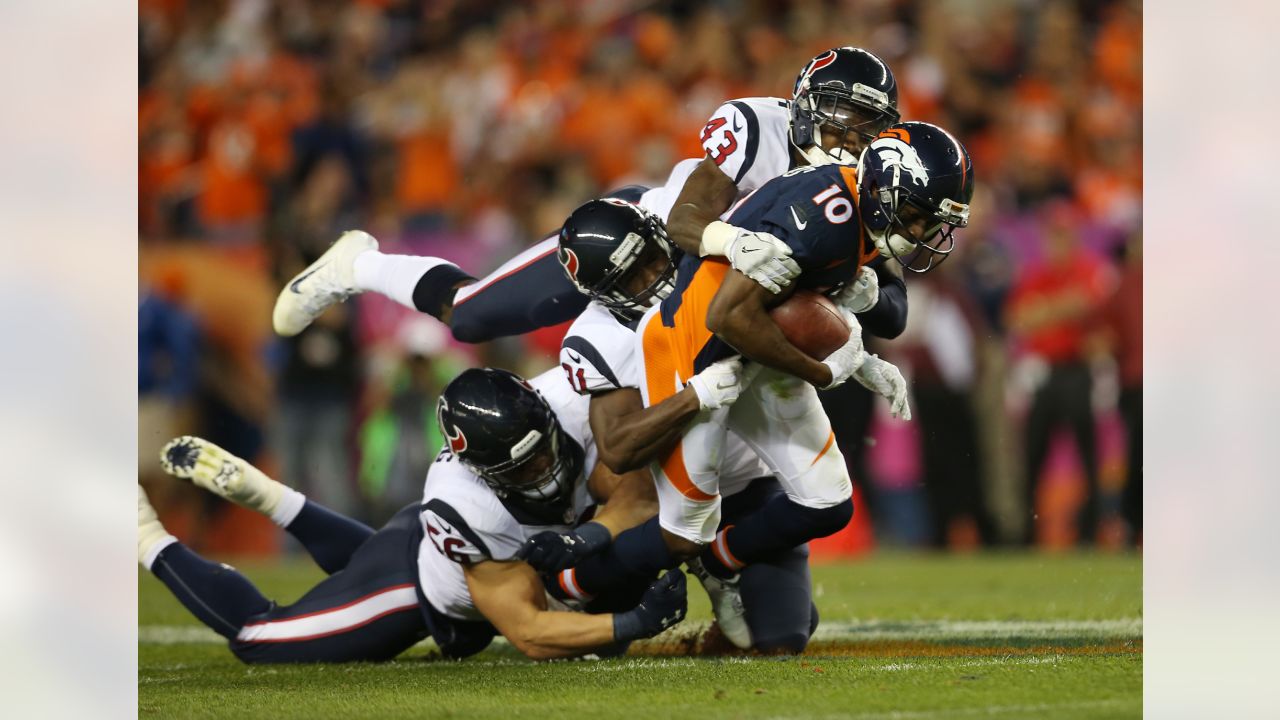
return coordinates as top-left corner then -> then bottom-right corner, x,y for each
801,498 -> 853,539
753,631 -> 810,655
448,312 -> 489,344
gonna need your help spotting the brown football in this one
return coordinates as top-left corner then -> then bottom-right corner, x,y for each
768,289 -> 850,360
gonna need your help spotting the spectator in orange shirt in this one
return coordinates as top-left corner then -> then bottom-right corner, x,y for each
1006,202 -> 1112,545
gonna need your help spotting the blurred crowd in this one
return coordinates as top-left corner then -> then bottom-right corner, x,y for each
138,0 -> 1141,551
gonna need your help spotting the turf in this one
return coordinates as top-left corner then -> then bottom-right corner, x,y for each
139,551 -> 1142,718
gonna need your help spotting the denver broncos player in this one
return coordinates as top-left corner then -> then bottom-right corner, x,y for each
543,124 -> 974,610
525,198 -> 817,652
137,368 -> 687,663
271,47 -> 908,345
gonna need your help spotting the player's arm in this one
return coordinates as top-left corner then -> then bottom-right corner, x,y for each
706,270 -> 838,387
585,449 -> 659,534
666,156 -> 741,256
465,560 -> 686,660
856,260 -> 909,339
588,387 -> 699,474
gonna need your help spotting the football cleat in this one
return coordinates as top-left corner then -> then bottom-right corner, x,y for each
272,230 -> 377,336
160,436 -> 284,517
138,485 -> 175,567
686,558 -> 753,650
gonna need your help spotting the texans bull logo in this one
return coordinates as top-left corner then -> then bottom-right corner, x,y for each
444,423 -> 468,454
559,246 -> 581,282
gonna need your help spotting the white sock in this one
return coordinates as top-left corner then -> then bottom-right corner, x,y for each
269,487 -> 307,528
353,251 -> 458,311
141,535 -> 178,571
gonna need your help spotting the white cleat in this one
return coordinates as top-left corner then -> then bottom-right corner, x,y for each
138,485 -> 175,567
160,436 -> 284,517
687,558 -> 753,650
272,230 -> 378,336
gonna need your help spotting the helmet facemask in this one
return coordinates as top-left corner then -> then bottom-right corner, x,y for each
794,86 -> 900,167
864,183 -> 968,273
466,418 -> 580,507
592,216 -> 677,319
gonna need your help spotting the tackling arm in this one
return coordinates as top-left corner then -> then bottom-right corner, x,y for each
856,260 -> 909,339
464,560 -> 616,660
585,455 -> 660,537
666,157 -> 740,256
587,386 -> 702,474
706,271 -> 835,387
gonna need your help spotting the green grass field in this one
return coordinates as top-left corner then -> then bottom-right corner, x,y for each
139,551 -> 1142,719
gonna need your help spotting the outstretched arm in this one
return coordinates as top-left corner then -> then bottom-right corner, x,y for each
465,560 -> 686,660
666,157 -> 740,256
588,387 -> 700,474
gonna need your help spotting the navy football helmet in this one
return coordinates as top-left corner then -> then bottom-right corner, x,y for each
436,368 -> 583,512
856,122 -> 974,273
557,198 -> 677,320
791,47 -> 901,166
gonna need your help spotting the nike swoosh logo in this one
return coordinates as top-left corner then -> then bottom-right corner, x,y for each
740,248 -> 759,254
790,206 -> 808,230
566,350 -> 582,363
732,117 -> 743,133
289,262 -> 328,293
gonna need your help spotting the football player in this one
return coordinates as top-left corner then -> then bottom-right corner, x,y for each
137,367 -> 687,663
271,47 -> 908,345
535,124 -> 974,636
519,197 -> 820,652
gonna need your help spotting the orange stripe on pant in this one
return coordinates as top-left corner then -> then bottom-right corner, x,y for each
640,260 -> 730,503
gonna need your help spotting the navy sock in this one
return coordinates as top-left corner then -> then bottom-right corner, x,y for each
150,543 -> 272,640
411,264 -> 475,319
572,517 -> 677,597
285,500 -> 376,575
703,496 -> 854,577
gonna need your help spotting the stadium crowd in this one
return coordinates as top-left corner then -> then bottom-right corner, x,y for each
138,0 -> 1141,550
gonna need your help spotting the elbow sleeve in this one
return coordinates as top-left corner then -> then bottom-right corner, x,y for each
856,270 -> 908,339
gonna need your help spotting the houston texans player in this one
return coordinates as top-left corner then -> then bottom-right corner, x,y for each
137,368 -> 687,663
526,124 -> 974,637
271,47 -> 908,346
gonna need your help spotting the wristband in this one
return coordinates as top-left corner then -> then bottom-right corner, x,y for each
698,221 -> 738,257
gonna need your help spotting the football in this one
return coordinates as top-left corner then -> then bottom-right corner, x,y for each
768,289 -> 850,360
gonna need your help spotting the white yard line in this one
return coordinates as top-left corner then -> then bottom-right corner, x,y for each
139,618 -> 1142,646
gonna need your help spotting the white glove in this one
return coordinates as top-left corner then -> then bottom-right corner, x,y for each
819,309 -> 865,390
835,266 -> 880,314
687,357 -> 747,410
852,353 -> 912,420
701,221 -> 800,294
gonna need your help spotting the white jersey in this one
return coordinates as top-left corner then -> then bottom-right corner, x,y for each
416,368 -> 598,622
559,301 -> 770,499
695,97 -> 794,198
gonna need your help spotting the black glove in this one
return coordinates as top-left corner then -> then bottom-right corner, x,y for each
612,569 -> 688,642
516,522 -> 612,573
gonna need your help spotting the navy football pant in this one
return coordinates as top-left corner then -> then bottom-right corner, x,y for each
152,504 -> 437,664
443,185 -> 646,343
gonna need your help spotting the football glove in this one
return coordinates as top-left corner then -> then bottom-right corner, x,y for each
819,309 -> 866,390
702,221 -> 800,294
853,353 -> 912,420
834,266 -> 880,314
517,522 -> 611,574
613,569 -> 688,642
687,357 -> 748,410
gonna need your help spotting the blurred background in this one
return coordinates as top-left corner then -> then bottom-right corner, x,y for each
137,0 -> 1141,557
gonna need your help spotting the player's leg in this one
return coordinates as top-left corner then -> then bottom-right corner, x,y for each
139,485 -> 272,640
448,236 -> 590,342
1063,363 -> 1100,545
698,369 -> 854,578
229,504 -> 430,664
721,477 -> 818,654
160,436 -> 374,574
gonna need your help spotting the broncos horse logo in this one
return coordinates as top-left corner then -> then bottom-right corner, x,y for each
870,131 -> 930,189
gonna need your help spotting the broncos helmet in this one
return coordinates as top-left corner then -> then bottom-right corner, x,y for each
436,368 -> 584,514
855,122 -> 974,273
557,198 -> 677,320
791,47 -> 901,166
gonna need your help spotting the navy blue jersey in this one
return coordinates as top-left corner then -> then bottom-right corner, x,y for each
726,163 -> 879,294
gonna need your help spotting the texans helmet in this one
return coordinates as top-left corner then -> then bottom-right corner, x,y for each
557,198 -> 677,320
791,47 -> 901,166
436,368 -> 584,514
855,122 -> 974,273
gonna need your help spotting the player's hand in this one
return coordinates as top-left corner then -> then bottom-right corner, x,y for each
819,309 -> 866,390
687,357 -> 747,410
516,522 -> 612,573
853,353 -> 912,420
613,569 -> 688,642
726,229 -> 801,294
835,266 -> 880,314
